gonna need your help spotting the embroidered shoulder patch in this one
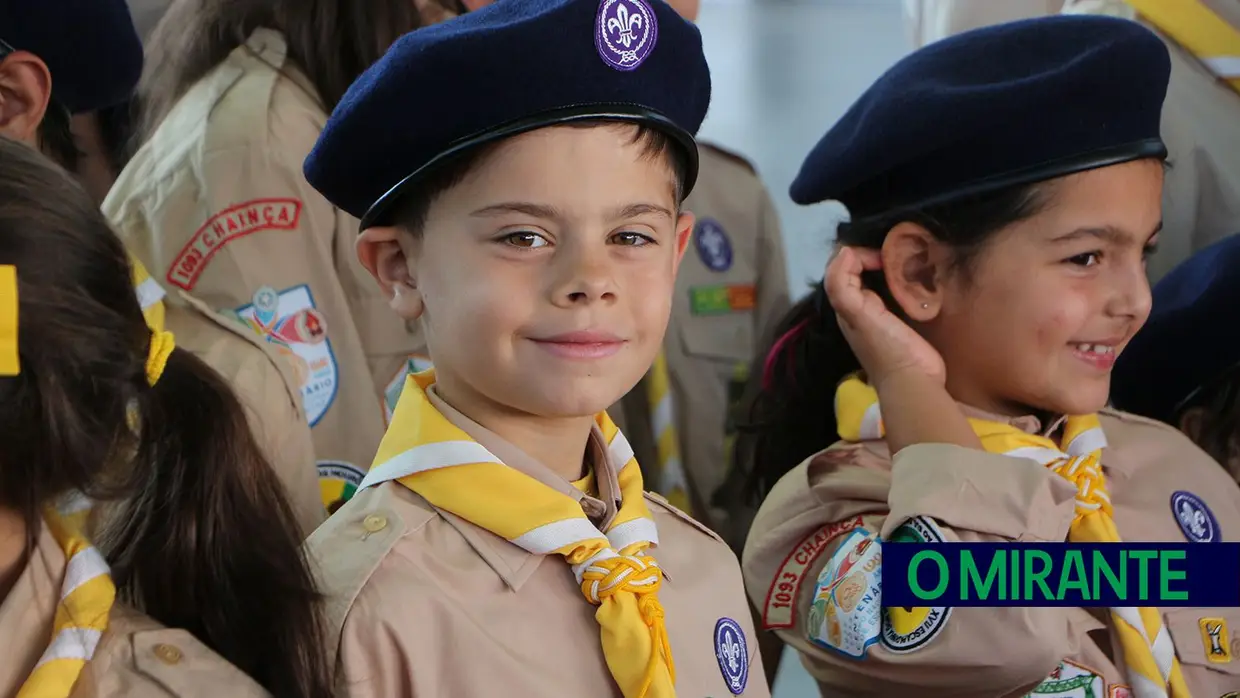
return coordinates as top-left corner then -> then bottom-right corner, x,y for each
763,516 -> 864,629
806,528 -> 882,659
1029,659 -> 1104,697
167,198 -> 302,290
235,285 -> 338,426
318,461 -> 365,514
881,516 -> 951,653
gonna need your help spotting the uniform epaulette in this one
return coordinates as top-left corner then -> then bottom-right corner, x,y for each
307,484 -> 430,665
1098,405 -> 1180,433
643,491 -> 727,546
699,141 -> 758,175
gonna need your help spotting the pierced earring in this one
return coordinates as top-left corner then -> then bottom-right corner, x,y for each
921,303 -> 929,309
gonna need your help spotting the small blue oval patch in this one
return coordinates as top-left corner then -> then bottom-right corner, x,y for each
1171,491 -> 1220,543
695,218 -> 734,272
714,617 -> 748,695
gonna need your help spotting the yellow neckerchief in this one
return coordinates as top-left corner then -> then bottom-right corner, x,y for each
358,370 -> 675,698
16,505 -> 117,698
1125,0 -> 1240,94
835,374 -> 1191,698
130,256 -> 166,334
645,351 -> 692,513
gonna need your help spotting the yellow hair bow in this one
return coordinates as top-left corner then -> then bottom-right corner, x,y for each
146,330 -> 175,386
1,265 -> 17,376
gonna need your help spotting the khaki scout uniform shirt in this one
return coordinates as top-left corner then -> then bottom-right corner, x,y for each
902,0 -> 1240,282
0,522 -> 269,698
612,143 -> 790,544
166,292 -> 325,535
308,386 -> 769,698
104,28 -> 423,498
742,406 -> 1240,698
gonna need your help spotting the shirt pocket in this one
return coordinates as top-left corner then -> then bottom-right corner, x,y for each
678,311 -> 753,365
1165,608 -> 1240,693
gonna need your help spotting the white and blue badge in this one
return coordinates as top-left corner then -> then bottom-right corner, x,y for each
807,528 -> 882,659
595,0 -> 657,72
881,516 -> 952,653
695,218 -> 734,272
235,285 -> 339,426
713,617 -> 748,695
1171,491 -> 1220,543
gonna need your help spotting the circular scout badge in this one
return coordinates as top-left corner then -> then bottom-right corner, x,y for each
713,617 -> 748,695
881,516 -> 952,654
694,218 -> 734,272
595,0 -> 658,72
319,461 -> 366,514
1171,491 -> 1219,543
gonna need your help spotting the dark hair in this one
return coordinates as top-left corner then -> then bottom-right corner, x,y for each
0,137 -> 332,698
1177,369 -> 1240,481
138,0 -> 442,140
730,182 -> 1051,502
36,99 -> 80,171
393,121 -> 691,235
94,98 -> 140,173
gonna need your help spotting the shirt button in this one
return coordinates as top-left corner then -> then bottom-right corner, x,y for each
153,643 -> 182,665
363,514 -> 388,533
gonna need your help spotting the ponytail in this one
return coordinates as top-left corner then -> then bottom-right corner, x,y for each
733,282 -> 861,503
95,344 -> 332,698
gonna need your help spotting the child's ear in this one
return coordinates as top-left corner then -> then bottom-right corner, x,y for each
357,226 -> 424,320
880,221 -> 951,322
671,211 -> 695,273
1177,406 -> 1207,444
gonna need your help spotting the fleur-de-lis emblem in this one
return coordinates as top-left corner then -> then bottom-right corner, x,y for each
722,630 -> 742,672
607,2 -> 643,48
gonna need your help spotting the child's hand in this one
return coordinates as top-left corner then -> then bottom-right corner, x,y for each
825,246 -> 946,390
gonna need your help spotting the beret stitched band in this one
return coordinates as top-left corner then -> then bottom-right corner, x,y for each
303,0 -> 711,230
790,14 -> 1170,220
0,0 -> 143,114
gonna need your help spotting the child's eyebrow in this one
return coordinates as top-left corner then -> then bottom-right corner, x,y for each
1050,221 -> 1163,245
470,201 -> 674,222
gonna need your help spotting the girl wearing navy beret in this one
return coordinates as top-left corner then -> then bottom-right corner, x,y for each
738,14 -> 1240,698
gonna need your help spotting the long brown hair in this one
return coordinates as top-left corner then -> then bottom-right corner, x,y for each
138,0 -> 438,139
0,137 -> 332,698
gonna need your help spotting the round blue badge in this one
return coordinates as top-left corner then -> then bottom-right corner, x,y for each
713,617 -> 748,695
1171,491 -> 1220,543
595,0 -> 658,72
695,218 -> 733,272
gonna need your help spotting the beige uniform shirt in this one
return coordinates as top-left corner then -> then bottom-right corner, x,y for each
742,406 -> 1240,697
0,522 -> 269,698
165,292 -> 325,534
612,142 -> 790,543
902,0 -> 1240,282
308,386 -> 768,697
105,28 -> 424,507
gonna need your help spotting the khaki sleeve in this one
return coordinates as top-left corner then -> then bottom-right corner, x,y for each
230,345 -> 326,537
753,182 -> 790,344
743,445 -> 1089,698
145,143 -> 345,319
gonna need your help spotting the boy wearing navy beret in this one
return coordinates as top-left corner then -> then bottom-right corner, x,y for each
304,1 -> 767,696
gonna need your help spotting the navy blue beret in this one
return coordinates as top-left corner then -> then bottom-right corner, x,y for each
1111,236 -> 1240,424
304,0 -> 711,229
790,15 -> 1169,218
0,0 -> 143,113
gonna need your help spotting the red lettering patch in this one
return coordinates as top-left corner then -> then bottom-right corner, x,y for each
166,198 -> 302,290
762,516 -> 865,629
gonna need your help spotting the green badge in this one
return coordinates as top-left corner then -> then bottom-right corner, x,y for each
690,285 -> 732,315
